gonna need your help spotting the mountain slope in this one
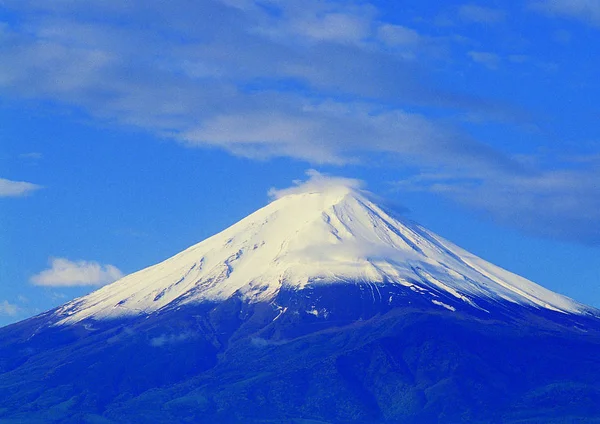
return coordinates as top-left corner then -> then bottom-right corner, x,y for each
56,185 -> 591,325
2,183 -> 600,423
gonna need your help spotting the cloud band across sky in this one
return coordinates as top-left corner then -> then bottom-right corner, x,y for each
1,0 -> 599,244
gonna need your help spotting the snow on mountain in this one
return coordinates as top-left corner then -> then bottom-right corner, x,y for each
55,181 -> 590,325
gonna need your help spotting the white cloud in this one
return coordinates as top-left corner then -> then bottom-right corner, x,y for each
18,152 -> 43,160
468,51 -> 501,69
183,101 -> 516,174
0,0 -> 598,245
31,258 -> 123,287
0,0 -> 512,166
0,177 -> 42,197
288,12 -> 372,44
0,300 -> 19,316
377,24 -> 422,46
532,0 -> 600,26
268,169 -> 364,199
395,158 -> 600,244
255,2 -> 376,46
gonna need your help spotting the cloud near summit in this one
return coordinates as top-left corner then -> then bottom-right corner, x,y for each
268,170 -> 365,199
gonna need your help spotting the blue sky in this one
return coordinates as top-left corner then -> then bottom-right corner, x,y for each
1,0 -> 600,326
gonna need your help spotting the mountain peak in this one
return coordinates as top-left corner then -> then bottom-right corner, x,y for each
267,169 -> 365,201
55,178 -> 591,325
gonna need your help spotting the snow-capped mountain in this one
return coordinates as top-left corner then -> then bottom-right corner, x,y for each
56,183 -> 590,325
3,181 -> 600,424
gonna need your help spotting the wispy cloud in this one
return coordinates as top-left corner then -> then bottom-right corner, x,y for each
377,24 -> 422,47
395,156 -> 600,243
181,100 -> 520,168
0,0 -> 516,164
31,258 -> 123,287
0,300 -> 19,316
532,0 -> 600,26
458,5 -> 506,24
267,8 -> 374,45
0,0 -> 598,246
0,177 -> 42,197
468,51 -> 501,70
268,169 -> 364,199
18,152 -> 43,160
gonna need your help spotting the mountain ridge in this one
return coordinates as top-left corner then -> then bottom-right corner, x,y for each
55,184 -> 593,325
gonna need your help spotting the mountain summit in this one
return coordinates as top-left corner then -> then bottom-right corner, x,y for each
57,182 -> 589,325
2,176 -> 600,424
